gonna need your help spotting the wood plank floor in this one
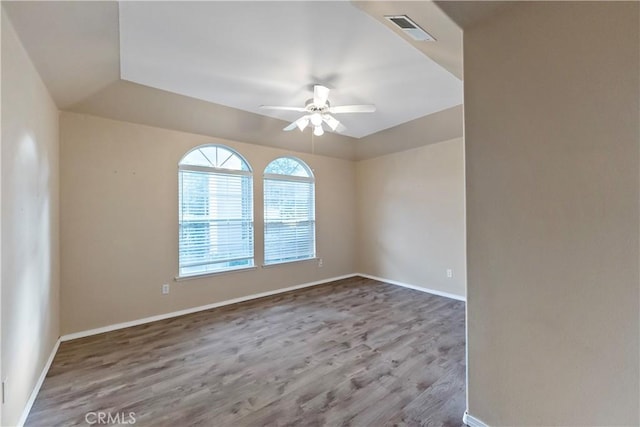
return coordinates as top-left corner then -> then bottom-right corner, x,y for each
26,277 -> 466,427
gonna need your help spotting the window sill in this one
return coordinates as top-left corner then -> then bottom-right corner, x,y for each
261,257 -> 318,269
175,265 -> 257,282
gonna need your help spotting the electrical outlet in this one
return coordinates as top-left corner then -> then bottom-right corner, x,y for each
318,258 -> 323,267
162,284 -> 170,295
446,269 -> 453,278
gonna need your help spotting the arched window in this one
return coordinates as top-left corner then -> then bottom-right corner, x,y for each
263,157 -> 315,265
178,145 -> 253,277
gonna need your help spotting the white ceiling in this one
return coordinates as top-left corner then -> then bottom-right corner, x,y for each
1,0 -> 501,159
119,1 -> 462,139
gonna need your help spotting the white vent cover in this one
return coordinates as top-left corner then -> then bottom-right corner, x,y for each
385,15 -> 436,42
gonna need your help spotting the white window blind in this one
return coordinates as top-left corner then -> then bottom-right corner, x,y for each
264,157 -> 315,265
179,145 -> 253,277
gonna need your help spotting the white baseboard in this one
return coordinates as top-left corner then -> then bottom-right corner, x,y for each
61,273 -> 358,342
17,338 -> 61,427
356,273 -> 465,302
463,411 -> 489,427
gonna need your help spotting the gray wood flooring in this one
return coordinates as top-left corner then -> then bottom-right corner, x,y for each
26,276 -> 466,427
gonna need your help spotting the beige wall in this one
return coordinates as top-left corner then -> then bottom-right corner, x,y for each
355,105 -> 463,161
1,11 -> 60,427
59,112 -> 356,334
356,138 -> 466,299
464,2 -> 639,425
68,80 -> 359,161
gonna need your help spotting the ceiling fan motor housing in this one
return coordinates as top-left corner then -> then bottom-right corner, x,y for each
305,98 -> 330,111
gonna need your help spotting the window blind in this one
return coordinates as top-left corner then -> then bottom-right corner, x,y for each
179,169 -> 253,276
264,176 -> 315,264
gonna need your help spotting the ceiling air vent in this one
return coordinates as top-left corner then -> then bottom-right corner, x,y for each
385,15 -> 436,42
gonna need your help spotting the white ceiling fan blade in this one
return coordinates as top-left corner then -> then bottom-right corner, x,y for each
322,114 -> 341,131
260,105 -> 307,112
335,122 -> 347,133
313,85 -> 330,107
283,121 -> 299,131
283,115 -> 310,132
329,104 -> 376,114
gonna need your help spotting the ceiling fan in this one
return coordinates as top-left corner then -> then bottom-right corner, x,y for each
260,85 -> 376,136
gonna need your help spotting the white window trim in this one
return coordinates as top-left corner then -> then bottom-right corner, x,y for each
261,257 -> 318,269
263,173 -> 314,183
179,163 -> 252,177
174,265 -> 257,282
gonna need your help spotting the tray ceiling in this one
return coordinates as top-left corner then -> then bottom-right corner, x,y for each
119,1 -> 462,139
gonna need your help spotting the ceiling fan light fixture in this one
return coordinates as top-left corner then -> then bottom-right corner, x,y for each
313,125 -> 324,136
296,117 -> 309,132
310,113 -> 323,126
323,114 -> 340,131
